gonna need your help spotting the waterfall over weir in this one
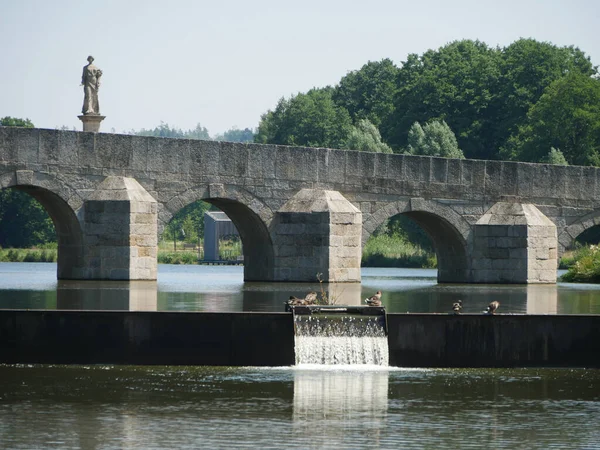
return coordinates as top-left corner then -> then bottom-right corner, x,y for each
291,306 -> 389,366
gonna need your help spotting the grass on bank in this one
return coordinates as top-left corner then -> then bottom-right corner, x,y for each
560,245 -> 600,283
0,246 -> 57,262
361,233 -> 436,268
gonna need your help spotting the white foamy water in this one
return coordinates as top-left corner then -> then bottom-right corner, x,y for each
293,315 -> 389,365
295,335 -> 389,365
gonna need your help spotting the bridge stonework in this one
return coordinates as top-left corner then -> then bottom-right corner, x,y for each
1,127 -> 599,283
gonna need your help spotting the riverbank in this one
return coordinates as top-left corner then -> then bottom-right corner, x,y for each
559,245 -> 600,283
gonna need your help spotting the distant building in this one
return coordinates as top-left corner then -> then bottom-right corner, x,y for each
203,211 -> 240,261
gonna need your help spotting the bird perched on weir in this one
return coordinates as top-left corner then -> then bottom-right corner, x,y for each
485,301 -> 500,315
304,291 -> 318,305
364,291 -> 382,307
287,295 -> 307,306
452,299 -> 462,314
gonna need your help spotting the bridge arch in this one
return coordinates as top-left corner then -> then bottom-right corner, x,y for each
363,199 -> 471,283
558,210 -> 600,255
162,184 -> 275,281
0,170 -> 84,279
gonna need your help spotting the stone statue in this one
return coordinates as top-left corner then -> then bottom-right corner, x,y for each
81,55 -> 102,115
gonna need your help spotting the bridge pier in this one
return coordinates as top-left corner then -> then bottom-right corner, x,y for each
80,176 -> 157,280
271,189 -> 362,282
471,202 -> 557,283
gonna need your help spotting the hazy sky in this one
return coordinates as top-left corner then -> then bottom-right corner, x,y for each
1,0 -> 598,135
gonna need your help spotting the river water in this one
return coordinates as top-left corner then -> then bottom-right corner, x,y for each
1,262 -> 600,314
1,263 -> 600,448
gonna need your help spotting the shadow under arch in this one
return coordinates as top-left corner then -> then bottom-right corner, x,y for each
1,184 -> 84,279
363,199 -> 471,283
163,185 -> 275,281
558,209 -> 600,256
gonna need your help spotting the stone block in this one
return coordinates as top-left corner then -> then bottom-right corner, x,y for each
318,149 -> 346,184
447,158 -> 461,185
564,166 -> 582,200
95,133 -> 133,170
431,157 -> 447,183
38,129 -> 59,164
247,144 -> 276,179
275,146 -> 318,181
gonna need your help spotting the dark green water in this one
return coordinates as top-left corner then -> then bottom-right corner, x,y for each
1,263 -> 599,314
1,365 -> 599,449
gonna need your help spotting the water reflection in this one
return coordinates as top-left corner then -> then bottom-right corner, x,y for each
292,369 -> 389,446
57,280 -> 158,311
0,365 -> 599,448
1,263 -> 600,314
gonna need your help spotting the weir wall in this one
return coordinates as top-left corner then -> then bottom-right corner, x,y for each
1,310 -> 599,368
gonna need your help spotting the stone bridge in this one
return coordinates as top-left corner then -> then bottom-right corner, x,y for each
1,127 -> 599,284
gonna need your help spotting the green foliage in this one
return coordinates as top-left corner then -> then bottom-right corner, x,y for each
495,39 -> 596,146
333,59 -> 399,127
362,233 -> 436,268
344,119 -> 392,153
0,247 -> 57,263
382,40 -> 502,158
501,73 -> 600,165
0,189 -> 56,248
0,116 -> 34,128
135,122 -> 210,140
163,200 -> 211,245
541,147 -> 569,165
560,245 -> 600,283
406,120 -> 464,158
255,88 -> 353,148
214,127 -> 254,143
385,215 -> 434,252
158,251 -> 198,265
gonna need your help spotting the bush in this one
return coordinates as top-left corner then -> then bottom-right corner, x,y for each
560,245 -> 600,283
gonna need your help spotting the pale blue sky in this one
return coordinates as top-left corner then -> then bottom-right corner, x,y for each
1,0 -> 598,135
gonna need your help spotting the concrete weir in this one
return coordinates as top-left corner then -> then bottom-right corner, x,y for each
1,310 -> 599,368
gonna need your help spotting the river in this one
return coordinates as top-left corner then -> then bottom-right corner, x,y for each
1,262 -> 599,314
1,263 -> 599,448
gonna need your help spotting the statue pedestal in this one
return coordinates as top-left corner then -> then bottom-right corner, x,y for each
78,114 -> 106,132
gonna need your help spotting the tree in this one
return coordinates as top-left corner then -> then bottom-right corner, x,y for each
494,39 -> 597,154
382,40 -> 502,158
0,190 -> 55,248
0,117 -> 34,128
406,120 -> 464,159
135,122 -> 210,140
214,127 -> 254,143
164,200 -> 211,245
255,88 -> 353,148
333,59 -> 399,127
501,73 -> 600,165
344,119 -> 392,153
541,148 -> 569,166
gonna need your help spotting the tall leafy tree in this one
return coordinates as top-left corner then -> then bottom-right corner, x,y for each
344,119 -> 392,153
333,59 -> 399,127
382,40 -> 502,159
406,120 -> 464,159
255,88 -> 352,148
494,39 -> 596,153
501,73 -> 600,165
